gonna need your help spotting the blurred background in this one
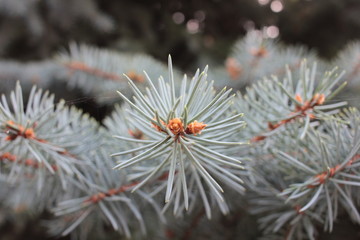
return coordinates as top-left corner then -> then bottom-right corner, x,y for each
1,0 -> 360,69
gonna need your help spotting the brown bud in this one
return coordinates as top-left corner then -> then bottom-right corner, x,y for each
24,128 -> 36,139
185,120 -> 207,135
128,129 -> 144,139
167,118 -> 184,135
295,94 -> 303,104
316,94 -> 325,105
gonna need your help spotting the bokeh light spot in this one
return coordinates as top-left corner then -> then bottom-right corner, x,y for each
270,0 -> 283,12
266,25 -> 279,38
172,12 -> 185,24
186,19 -> 200,34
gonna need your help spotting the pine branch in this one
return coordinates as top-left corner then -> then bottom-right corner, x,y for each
249,108 -> 360,238
108,57 -> 246,218
0,151 -> 58,171
235,60 -> 347,143
58,43 -> 180,104
3,29 -> 360,240
49,147 -> 163,239
0,82 -> 100,213
208,30 -> 317,90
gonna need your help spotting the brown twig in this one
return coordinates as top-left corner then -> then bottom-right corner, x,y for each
251,93 -> 325,143
84,181 -> 140,204
84,170 -> 174,204
307,154 -> 360,189
64,61 -> 145,83
3,120 -> 78,161
4,120 -> 44,142
65,61 -> 123,81
0,152 -> 58,171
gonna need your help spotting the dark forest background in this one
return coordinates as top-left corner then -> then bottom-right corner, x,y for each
2,0 -> 360,69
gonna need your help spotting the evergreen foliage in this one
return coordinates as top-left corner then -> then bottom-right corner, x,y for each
1,30 -> 360,240
58,44 -> 180,104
